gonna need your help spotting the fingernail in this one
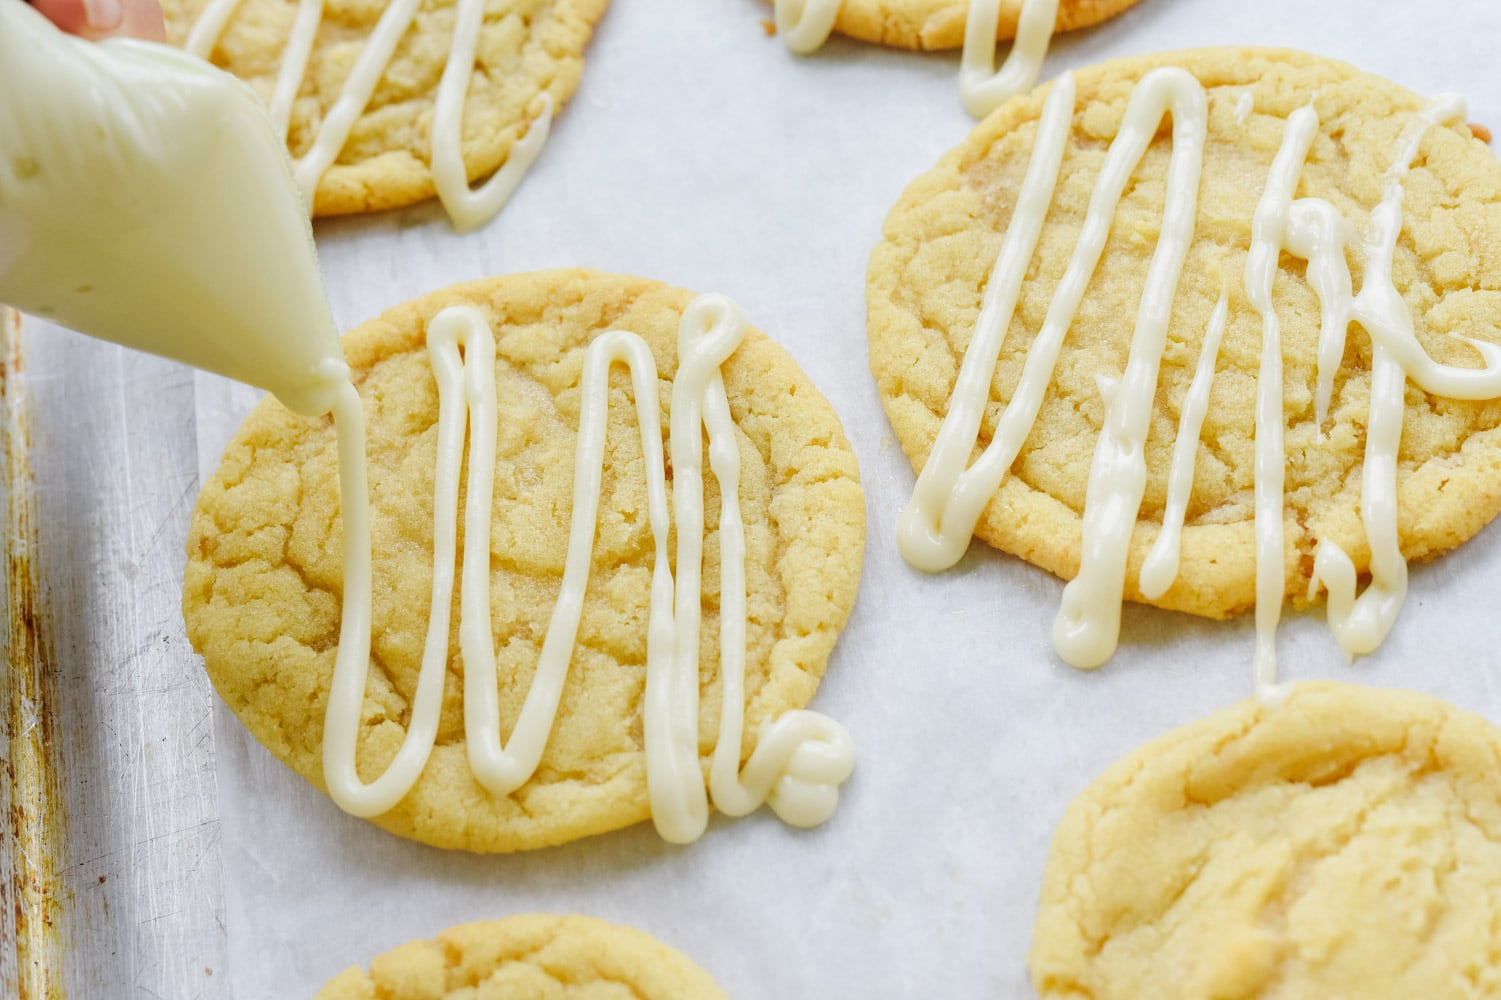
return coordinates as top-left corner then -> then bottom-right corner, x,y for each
83,0 -> 123,30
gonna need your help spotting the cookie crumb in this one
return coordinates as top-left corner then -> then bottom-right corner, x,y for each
1470,122 -> 1492,143
761,18 -> 776,35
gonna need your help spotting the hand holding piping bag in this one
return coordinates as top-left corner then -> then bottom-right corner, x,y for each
0,0 -> 350,418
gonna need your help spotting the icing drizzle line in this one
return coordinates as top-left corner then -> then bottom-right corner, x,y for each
899,67 -> 1501,693
321,296 -> 854,838
1050,68 -> 1207,669
960,0 -> 1058,119
187,0 -> 551,230
775,0 -> 1057,120
1243,104 -> 1319,692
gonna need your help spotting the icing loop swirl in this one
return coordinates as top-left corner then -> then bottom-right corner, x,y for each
656,294 -> 856,841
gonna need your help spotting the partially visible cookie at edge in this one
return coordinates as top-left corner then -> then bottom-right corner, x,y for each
1030,681 -> 1501,998
182,269 -> 865,852
314,915 -> 731,999
802,0 -> 1143,52
160,0 -> 609,216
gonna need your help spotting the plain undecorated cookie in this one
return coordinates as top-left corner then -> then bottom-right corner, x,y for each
314,915 -> 730,999
160,0 -> 608,216
1030,681 -> 1501,998
791,0 -> 1142,52
182,269 -> 865,852
868,47 -> 1501,619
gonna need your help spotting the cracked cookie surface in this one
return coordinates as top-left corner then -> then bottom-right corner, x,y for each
1030,681 -> 1501,999
160,0 -> 608,216
795,0 -> 1141,52
314,915 -> 729,999
868,47 -> 1501,619
182,269 -> 865,852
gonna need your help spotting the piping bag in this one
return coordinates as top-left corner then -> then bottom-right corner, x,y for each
0,0 -> 348,417
0,0 -> 381,811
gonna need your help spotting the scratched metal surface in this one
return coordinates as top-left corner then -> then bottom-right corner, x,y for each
1,312 -> 227,999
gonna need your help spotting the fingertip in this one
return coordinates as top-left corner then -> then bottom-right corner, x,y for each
118,0 -> 166,40
32,0 -> 165,39
31,0 -> 92,35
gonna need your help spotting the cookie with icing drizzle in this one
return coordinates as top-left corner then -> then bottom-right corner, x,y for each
183,270 -> 864,852
780,0 -> 1140,120
314,915 -> 729,999
774,0 -> 1139,53
1030,681 -> 1501,997
774,0 -> 1145,120
868,47 -> 1501,675
160,0 -> 607,227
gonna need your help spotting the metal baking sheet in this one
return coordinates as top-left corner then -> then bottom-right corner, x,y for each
4,0 -> 1501,995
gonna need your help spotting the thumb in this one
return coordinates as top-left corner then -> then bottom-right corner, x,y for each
31,0 -> 166,40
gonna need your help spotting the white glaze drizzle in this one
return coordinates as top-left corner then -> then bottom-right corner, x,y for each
775,0 -> 1059,123
1138,290 -> 1228,601
290,0 -> 422,207
1051,69 -> 1207,669
774,0 -> 841,55
1291,197 -> 1355,430
183,0 -> 242,59
321,376 -> 386,815
268,0 -> 322,141
960,0 -> 1059,120
1305,95 -> 1481,661
188,0 -> 320,141
466,319 -> 674,801
897,71 -> 1076,574
671,296 -> 856,837
1344,92 -> 1501,408
1233,91 -> 1253,124
321,298 -> 853,836
904,67 -> 1499,681
187,0 -> 549,228
898,67 -> 1211,669
1243,104 -> 1319,694
431,0 -> 554,233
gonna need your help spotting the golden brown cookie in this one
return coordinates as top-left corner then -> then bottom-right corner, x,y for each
1030,682 -> 1501,998
160,0 -> 608,216
790,0 -> 1142,52
182,269 -> 865,852
314,915 -> 730,999
868,47 -> 1501,620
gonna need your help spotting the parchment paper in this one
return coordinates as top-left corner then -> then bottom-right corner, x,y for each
190,0 -> 1501,994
